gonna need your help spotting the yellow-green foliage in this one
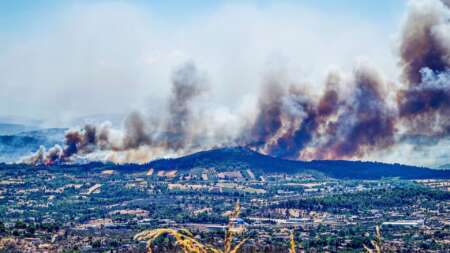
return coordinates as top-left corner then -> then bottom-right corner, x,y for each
134,228 -> 218,253
135,201 -> 247,253
289,231 -> 296,253
136,203 -> 384,253
224,201 -> 247,253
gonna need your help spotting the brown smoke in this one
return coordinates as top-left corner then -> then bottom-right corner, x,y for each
317,73 -> 340,118
266,86 -> 318,159
23,145 -> 63,165
63,124 -> 97,157
397,0 -> 450,136
313,67 -> 396,159
123,112 -> 153,149
399,1 -> 448,84
24,63 -> 206,165
23,0 -> 450,165
25,123 -> 115,165
247,80 -> 285,149
246,66 -> 396,160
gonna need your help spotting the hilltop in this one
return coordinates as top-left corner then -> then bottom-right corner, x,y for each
4,146 -> 449,180
148,147 -> 450,180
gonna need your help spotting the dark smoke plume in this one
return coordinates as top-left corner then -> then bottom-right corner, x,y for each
24,62 -> 206,165
164,62 -> 206,150
397,0 -> 450,136
247,66 -> 396,160
63,124 -> 97,157
313,67 -> 396,159
247,80 -> 285,148
23,0 -> 450,165
24,123 -> 115,165
399,4 -> 448,84
123,112 -> 153,149
266,86 -> 318,159
316,73 -> 340,119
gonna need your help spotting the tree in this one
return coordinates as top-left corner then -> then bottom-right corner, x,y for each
0,221 -> 6,234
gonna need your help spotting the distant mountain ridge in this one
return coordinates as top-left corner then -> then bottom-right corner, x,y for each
0,123 -> 39,135
148,147 -> 450,180
0,128 -> 66,163
439,164 -> 450,170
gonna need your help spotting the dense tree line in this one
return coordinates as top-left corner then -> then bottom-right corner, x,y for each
273,186 -> 450,214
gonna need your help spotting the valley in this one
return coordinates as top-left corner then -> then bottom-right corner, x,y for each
1,157 -> 449,252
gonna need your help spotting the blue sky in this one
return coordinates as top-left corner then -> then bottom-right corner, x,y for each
0,0 -> 406,34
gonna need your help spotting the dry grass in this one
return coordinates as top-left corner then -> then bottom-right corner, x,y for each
363,225 -> 383,253
223,200 -> 247,253
289,231 -> 296,253
136,203 -> 384,253
134,228 -> 218,253
0,237 -> 14,249
135,201 -> 247,253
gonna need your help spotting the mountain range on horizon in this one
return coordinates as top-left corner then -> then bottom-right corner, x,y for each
0,123 -> 66,163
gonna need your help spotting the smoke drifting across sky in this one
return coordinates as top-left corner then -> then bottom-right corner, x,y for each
0,0 -> 399,124
3,0 -> 450,167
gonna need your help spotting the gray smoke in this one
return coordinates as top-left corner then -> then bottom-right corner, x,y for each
164,62 -> 206,150
397,0 -> 450,136
24,62 -> 206,165
23,0 -> 450,165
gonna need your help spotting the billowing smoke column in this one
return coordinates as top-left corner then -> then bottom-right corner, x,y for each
122,112 -> 153,149
24,123 -> 118,165
247,80 -> 284,149
164,62 -> 206,150
246,0 -> 450,160
246,80 -> 318,159
268,86 -> 317,159
25,145 -> 63,165
312,67 -> 396,159
247,66 -> 396,160
25,62 -> 206,165
23,0 -> 450,165
397,0 -> 450,137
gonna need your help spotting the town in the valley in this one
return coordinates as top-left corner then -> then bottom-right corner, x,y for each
1,164 -> 449,252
